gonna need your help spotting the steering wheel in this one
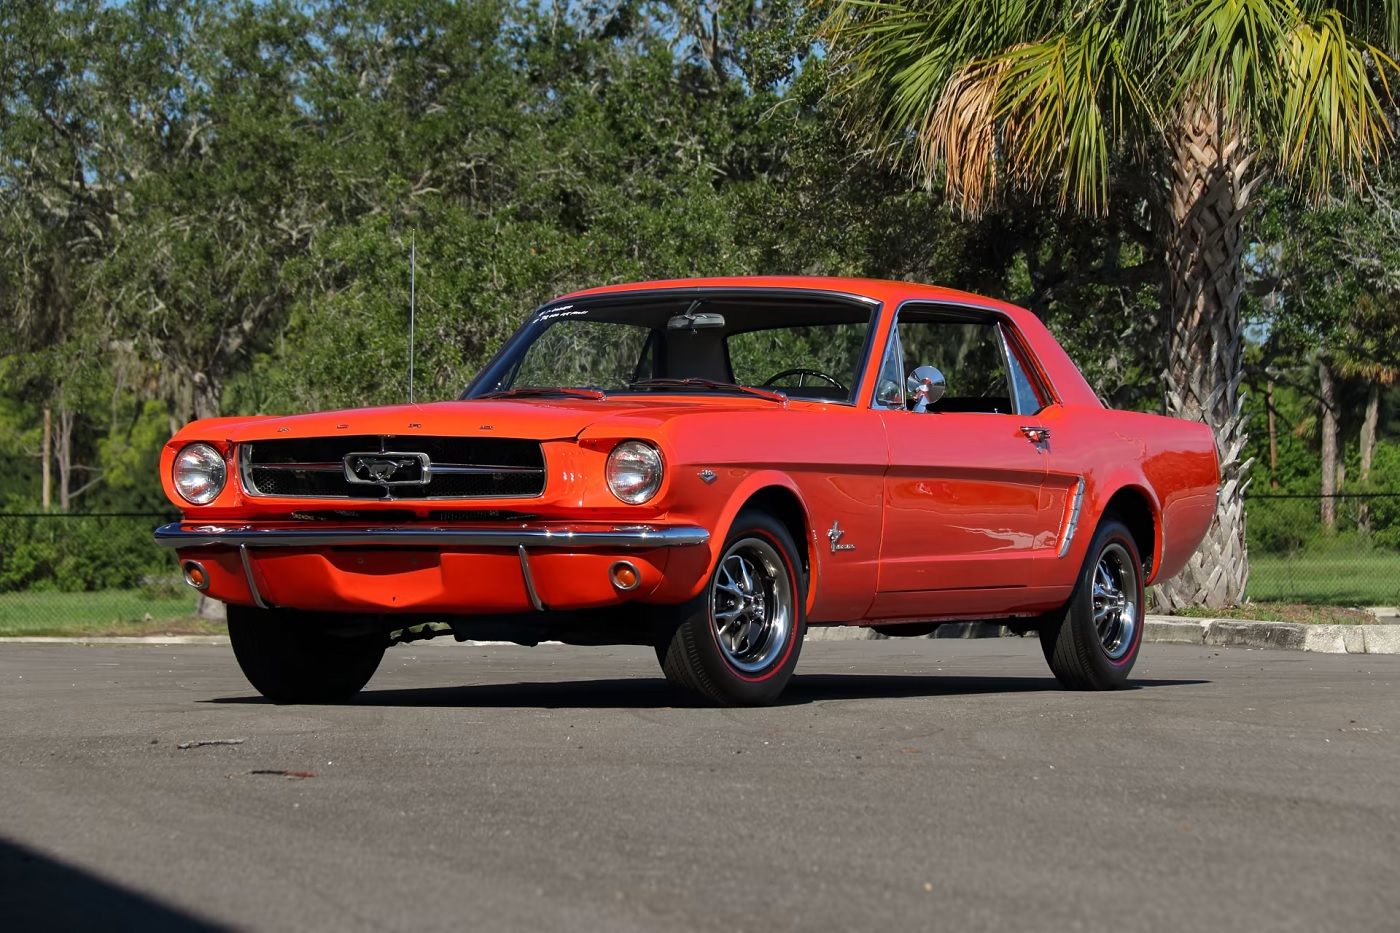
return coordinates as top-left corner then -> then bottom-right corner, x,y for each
761,368 -> 849,393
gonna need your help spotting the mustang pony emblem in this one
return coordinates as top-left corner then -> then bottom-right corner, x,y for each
343,452 -> 430,486
827,520 -> 855,553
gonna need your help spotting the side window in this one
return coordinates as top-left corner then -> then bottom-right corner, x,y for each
874,306 -> 1049,415
1000,326 -> 1045,415
892,315 -> 1012,413
874,323 -> 906,408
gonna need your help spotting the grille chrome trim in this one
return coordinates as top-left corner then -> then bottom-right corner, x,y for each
238,436 -> 546,500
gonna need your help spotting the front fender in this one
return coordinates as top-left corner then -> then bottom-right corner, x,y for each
670,470 -> 818,611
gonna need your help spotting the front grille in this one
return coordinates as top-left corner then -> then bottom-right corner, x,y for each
240,435 -> 545,500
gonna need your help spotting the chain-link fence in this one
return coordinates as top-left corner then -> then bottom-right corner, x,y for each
0,512 -> 203,636
1,493 -> 1397,634
1243,491 -> 1400,607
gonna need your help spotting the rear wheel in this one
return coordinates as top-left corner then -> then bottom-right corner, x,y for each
655,510 -> 806,706
227,605 -> 386,703
1039,517 -> 1143,690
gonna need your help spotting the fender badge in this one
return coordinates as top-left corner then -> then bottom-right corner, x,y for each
827,520 -> 855,553
697,469 -> 717,484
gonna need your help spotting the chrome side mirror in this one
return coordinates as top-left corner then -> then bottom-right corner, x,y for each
906,365 -> 946,410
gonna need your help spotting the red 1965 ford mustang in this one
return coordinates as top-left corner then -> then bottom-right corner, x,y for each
156,277 -> 1219,706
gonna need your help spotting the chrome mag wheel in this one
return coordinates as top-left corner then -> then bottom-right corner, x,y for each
1093,542 -> 1139,661
709,537 -> 793,674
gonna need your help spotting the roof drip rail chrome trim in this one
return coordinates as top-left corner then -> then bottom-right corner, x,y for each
154,522 -> 710,550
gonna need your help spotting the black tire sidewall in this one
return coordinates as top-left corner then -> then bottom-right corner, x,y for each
1068,519 -> 1145,686
672,511 -> 808,705
227,605 -> 385,703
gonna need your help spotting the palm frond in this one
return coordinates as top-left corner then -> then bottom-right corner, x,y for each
1168,0 -> 1291,136
1278,7 -> 1397,198
990,25 -> 1138,215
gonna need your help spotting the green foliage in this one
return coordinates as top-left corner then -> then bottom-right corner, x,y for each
1364,442 -> 1400,549
0,515 -> 172,594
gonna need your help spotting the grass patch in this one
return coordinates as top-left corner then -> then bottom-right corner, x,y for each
0,589 -> 224,637
1246,550 -> 1400,606
1171,602 -> 1378,625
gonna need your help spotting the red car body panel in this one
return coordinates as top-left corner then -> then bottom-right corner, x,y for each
157,277 -> 1219,627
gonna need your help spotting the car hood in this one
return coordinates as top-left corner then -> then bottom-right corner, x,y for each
185,396 -> 785,445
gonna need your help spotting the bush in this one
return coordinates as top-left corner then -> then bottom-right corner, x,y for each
0,513 -> 174,593
1247,496 -> 1319,555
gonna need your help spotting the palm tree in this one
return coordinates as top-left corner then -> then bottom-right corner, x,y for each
823,0 -> 1398,608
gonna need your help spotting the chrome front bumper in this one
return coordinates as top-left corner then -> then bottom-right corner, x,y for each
153,521 -> 711,550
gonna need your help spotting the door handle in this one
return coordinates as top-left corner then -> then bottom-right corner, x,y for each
1020,426 -> 1050,443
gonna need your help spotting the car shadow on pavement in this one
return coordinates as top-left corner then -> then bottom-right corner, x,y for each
209,674 -> 1206,709
0,835 -> 227,931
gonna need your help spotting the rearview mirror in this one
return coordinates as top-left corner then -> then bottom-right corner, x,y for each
906,365 -> 945,411
666,311 -> 726,331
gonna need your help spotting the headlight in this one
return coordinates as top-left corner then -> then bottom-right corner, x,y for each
606,441 -> 663,504
173,443 -> 227,505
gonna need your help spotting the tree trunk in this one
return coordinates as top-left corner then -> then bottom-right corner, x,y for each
55,406 -> 75,513
1153,99 -> 1255,611
1319,359 -> 1338,529
1265,380 -> 1279,488
1358,381 -> 1379,533
41,407 -> 52,511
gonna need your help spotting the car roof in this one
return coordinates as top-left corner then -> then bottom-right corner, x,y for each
556,276 -> 1020,313
553,276 -> 1100,408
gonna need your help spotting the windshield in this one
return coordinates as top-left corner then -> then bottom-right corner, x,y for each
468,293 -> 876,403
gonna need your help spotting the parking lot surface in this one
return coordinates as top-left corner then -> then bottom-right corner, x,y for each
2,638 -> 1398,931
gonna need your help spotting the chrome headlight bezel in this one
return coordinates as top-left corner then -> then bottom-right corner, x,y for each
605,440 -> 664,505
173,442 -> 227,506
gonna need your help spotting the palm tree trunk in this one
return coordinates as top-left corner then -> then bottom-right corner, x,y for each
1153,100 -> 1254,611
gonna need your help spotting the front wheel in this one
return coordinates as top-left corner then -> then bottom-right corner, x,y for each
1039,517 -> 1144,690
655,510 -> 806,706
227,605 -> 386,703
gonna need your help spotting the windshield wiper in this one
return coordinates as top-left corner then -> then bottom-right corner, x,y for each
626,378 -> 787,403
478,386 -> 608,400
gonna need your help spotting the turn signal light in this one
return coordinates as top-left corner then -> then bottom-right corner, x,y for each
181,560 -> 210,591
609,561 -> 640,591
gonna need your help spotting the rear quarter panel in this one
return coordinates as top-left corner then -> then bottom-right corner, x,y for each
1037,405 -> 1219,587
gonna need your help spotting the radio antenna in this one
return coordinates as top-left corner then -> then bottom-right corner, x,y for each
409,232 -> 416,404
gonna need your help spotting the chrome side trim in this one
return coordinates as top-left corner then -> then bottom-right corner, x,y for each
239,543 -> 269,609
518,546 -> 545,611
155,522 -> 710,550
1058,477 -> 1086,559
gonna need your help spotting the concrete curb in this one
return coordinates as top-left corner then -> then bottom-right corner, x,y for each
809,616 -> 1400,654
1145,616 -> 1400,654
4,619 -> 1397,654
0,635 -> 230,646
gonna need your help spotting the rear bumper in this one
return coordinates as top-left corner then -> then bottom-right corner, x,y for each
155,521 -> 712,615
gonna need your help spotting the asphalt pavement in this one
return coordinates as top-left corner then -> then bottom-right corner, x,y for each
1,638 -> 1398,932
